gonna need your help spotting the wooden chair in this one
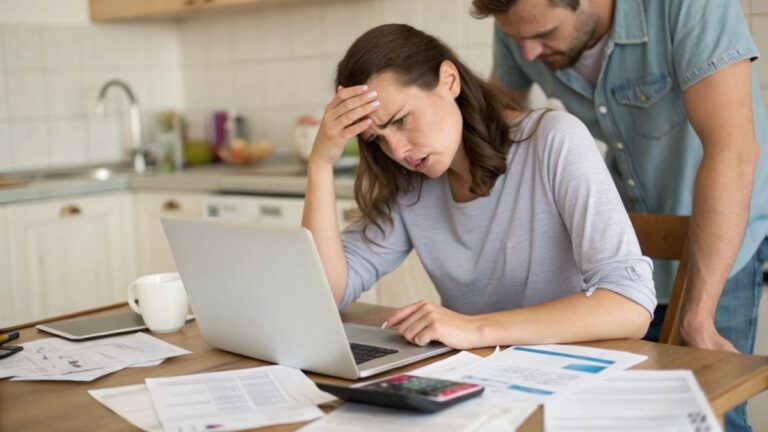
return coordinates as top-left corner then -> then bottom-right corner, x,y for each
628,213 -> 690,345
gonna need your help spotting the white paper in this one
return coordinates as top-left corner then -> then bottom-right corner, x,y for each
299,398 -> 536,432
408,351 -> 484,379
146,365 -> 335,432
545,370 -> 721,431
89,384 -> 164,432
1,333 -> 190,381
300,351 -> 537,432
442,344 -> 647,404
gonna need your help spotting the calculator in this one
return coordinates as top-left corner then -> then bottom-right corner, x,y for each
317,374 -> 484,413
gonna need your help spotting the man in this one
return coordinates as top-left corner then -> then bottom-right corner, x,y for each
471,0 -> 768,430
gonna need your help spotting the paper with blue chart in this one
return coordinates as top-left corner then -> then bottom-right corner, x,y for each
438,344 -> 647,404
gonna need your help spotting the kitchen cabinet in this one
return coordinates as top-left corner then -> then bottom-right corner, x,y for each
2,193 -> 136,328
134,192 -> 207,276
89,0 -> 330,22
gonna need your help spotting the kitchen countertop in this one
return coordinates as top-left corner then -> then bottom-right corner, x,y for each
0,154 -> 357,204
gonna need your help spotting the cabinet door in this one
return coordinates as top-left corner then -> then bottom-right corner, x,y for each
135,192 -> 207,276
4,193 -> 135,327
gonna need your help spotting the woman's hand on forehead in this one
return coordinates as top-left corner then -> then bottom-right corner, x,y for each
309,84 -> 380,165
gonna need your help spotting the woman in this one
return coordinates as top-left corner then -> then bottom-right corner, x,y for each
302,24 -> 655,350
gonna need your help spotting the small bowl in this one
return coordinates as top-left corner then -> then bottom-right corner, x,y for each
218,141 -> 275,165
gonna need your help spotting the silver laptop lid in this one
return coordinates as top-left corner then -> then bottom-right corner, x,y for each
161,217 -> 361,379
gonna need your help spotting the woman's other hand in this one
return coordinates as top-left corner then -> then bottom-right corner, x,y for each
311,85 -> 379,166
384,300 -> 483,349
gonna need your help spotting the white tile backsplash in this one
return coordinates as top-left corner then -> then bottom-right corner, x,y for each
46,70 -> 84,116
263,60 -> 298,106
322,0 -> 376,54
143,24 -> 181,66
421,0 -> 466,48
0,0 -> 765,172
49,118 -> 87,166
82,25 -> 118,68
11,120 -> 50,169
108,25 -> 147,67
0,73 -> 7,120
145,68 -> 184,111
5,70 -> 46,119
374,0 -> 422,27
42,25 -> 83,68
2,24 -> 43,68
206,17 -> 235,64
0,123 -> 11,170
290,3 -> 326,57
206,65 -> 235,109
232,63 -> 265,108
464,11 -> 494,45
248,7 -> 292,60
292,58 -> 333,105
179,20 -> 209,65
183,67 -> 211,110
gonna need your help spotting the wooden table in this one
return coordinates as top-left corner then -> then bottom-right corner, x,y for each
2,303 -> 768,431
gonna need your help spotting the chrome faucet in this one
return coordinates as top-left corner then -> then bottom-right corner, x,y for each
95,79 -> 146,173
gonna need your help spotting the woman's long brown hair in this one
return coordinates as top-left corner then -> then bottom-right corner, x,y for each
336,24 -> 531,238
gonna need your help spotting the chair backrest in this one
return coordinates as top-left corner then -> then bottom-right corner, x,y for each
628,213 -> 690,345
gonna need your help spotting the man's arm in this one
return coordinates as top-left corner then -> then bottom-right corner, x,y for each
680,59 -> 760,352
489,70 -> 530,108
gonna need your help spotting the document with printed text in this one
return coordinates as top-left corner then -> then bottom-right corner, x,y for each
545,370 -> 721,431
145,365 -> 336,432
0,333 -> 190,381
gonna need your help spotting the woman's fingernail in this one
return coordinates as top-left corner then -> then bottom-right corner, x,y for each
380,321 -> 388,329
367,91 -> 378,99
361,84 -> 368,91
370,100 -> 380,107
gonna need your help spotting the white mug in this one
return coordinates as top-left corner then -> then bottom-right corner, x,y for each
127,273 -> 188,333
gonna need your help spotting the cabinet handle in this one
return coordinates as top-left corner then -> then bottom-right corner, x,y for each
60,204 -> 82,218
343,208 -> 361,222
163,199 -> 181,211
259,205 -> 282,218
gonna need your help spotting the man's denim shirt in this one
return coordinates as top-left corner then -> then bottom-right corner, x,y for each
494,0 -> 768,301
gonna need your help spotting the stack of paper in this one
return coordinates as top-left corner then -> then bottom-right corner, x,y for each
300,344 -> 649,432
90,365 -> 336,432
545,370 -> 722,431
85,343 -> 721,432
0,332 -> 191,381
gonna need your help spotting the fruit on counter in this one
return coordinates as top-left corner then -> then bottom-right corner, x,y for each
218,138 -> 276,165
184,140 -> 213,165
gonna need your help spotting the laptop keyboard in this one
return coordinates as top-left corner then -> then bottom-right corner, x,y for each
350,343 -> 399,365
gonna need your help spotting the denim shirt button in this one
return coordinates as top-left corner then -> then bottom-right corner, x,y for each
598,105 -> 608,114
627,179 -> 636,187
616,142 -> 624,150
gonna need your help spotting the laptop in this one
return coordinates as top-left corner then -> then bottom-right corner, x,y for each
161,218 -> 451,380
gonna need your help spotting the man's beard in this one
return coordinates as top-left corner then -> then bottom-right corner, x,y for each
541,11 -> 599,70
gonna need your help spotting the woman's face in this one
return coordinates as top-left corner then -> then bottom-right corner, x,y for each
358,62 -> 464,178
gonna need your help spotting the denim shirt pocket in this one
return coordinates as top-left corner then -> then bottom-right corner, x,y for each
611,73 -> 686,139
